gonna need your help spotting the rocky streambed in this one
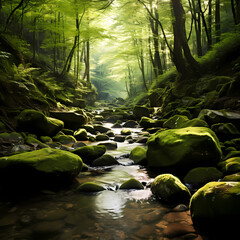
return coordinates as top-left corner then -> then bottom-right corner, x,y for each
0,107 -> 240,239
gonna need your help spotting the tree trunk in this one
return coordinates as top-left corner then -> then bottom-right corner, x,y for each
215,0 -> 221,43
171,0 -> 199,76
86,40 -> 90,86
32,17 -> 36,62
208,0 -> 212,47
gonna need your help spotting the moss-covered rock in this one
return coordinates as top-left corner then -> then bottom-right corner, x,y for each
133,105 -> 150,119
17,109 -> 64,136
224,150 -> 240,159
50,111 -> 87,130
147,127 -> 222,175
218,157 -> 240,174
61,129 -> 74,135
129,146 -> 147,165
40,136 -> 52,143
77,182 -> 105,192
96,134 -> 109,141
183,167 -> 223,186
92,154 -> 119,167
211,122 -> 240,141
120,178 -> 144,190
93,124 -> 111,133
52,135 -> 77,145
72,145 -> 106,164
190,181 -> 240,239
0,132 -> 24,145
114,135 -> 125,142
0,148 -> 83,188
163,115 -> 189,129
25,136 -> 49,148
139,117 -> 163,129
122,120 -> 138,128
121,129 -> 131,135
81,125 -> 95,134
74,129 -> 88,141
222,172 -> 240,181
180,118 -> 208,128
151,174 -> 191,205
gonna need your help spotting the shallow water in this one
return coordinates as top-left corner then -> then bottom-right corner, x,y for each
0,123 -> 189,240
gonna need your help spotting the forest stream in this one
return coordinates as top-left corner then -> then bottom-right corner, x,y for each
0,119 -> 202,240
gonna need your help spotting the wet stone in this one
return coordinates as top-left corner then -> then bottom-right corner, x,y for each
31,220 -> 64,235
163,223 -> 196,238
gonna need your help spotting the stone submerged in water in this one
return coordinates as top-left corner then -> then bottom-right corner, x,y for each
190,181 -> 240,239
92,154 -> 119,167
151,174 -> 191,206
77,182 -> 105,192
0,148 -> 83,189
129,146 -> 147,165
147,127 -> 222,175
17,109 -> 64,137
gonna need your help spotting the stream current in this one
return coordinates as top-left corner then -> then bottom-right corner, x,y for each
0,122 -> 189,240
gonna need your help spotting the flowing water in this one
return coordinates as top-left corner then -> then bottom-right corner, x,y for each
0,122 -> 196,240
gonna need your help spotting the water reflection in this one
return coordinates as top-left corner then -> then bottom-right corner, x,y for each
95,190 -> 127,219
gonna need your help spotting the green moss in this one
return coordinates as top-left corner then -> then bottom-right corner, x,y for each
121,129 -> 131,135
147,127 -> 222,170
52,135 -> 77,144
74,128 -> 88,141
184,167 -> 223,185
92,154 -> 118,167
129,146 -> 147,165
222,172 -> 240,181
218,157 -> 240,174
119,178 -> 144,190
72,145 -> 106,164
40,136 -> 52,143
163,115 -> 189,129
77,182 -> 105,192
25,136 -> 49,148
151,174 -> 191,205
95,134 -> 109,141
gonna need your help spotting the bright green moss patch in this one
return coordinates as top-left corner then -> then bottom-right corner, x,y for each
120,178 -> 144,190
77,182 -> 105,192
129,146 -> 147,165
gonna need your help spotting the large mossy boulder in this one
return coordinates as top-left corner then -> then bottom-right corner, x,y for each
151,174 -> 191,205
50,111 -> 87,130
129,146 -> 147,165
190,181 -> 240,239
72,145 -> 106,164
0,148 -> 83,188
17,109 -> 64,137
183,167 -> 223,186
147,127 -> 222,175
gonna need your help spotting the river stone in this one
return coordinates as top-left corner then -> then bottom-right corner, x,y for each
40,136 -> 52,143
163,115 -> 189,129
190,181 -> 240,239
72,142 -> 86,149
112,123 -> 122,128
77,182 -> 105,192
0,148 -> 83,188
218,157 -> 240,174
120,178 -> 144,190
123,120 -> 138,128
25,136 -> 49,149
74,128 -> 88,141
151,174 -> 191,205
0,132 -> 24,145
179,118 -> 209,128
72,145 -> 106,164
52,135 -> 77,145
121,129 -> 131,135
133,106 -> 150,119
93,124 -> 111,133
17,109 -> 64,136
96,134 -> 109,141
183,167 -> 223,186
147,127 -> 222,175
94,115 -> 104,121
129,146 -> 147,165
81,124 -> 95,134
114,135 -> 125,142
222,172 -> 240,181
50,111 -> 87,130
92,154 -> 119,167
139,117 -> 163,129
198,109 -> 240,129
98,142 -> 117,150
211,122 -> 240,141
61,128 -> 74,135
